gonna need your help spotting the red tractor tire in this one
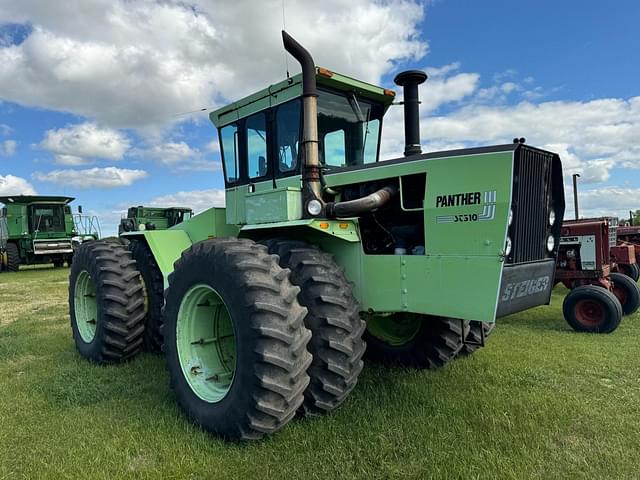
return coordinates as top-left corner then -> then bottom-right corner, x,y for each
610,272 -> 640,315
617,263 -> 640,282
562,285 -> 622,333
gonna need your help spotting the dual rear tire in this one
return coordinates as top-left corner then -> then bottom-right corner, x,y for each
163,238 -> 312,440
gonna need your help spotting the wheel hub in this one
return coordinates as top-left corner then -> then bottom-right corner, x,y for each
176,284 -> 236,403
74,270 -> 98,343
574,299 -> 605,327
366,313 -> 422,346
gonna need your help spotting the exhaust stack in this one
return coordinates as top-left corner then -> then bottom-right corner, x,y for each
394,70 -> 427,157
282,31 -> 323,212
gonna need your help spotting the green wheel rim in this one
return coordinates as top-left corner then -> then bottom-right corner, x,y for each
367,313 -> 422,347
74,270 -> 98,343
176,284 -> 237,403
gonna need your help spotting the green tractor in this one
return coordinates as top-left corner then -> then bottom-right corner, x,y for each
68,32 -> 565,440
118,206 -> 193,234
1,195 -> 99,272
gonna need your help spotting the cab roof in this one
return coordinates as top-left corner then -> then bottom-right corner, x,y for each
0,195 -> 75,205
132,206 -> 192,212
210,68 -> 396,128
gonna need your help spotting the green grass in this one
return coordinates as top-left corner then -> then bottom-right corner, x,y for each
1,267 -> 639,479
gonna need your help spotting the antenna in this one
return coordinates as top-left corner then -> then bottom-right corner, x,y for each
282,0 -> 290,80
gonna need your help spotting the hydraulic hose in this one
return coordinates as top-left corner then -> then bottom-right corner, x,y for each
325,185 -> 397,219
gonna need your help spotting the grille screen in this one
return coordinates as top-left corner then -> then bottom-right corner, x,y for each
509,147 -> 553,264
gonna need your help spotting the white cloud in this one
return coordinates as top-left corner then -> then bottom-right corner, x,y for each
419,95 -> 640,183
146,141 -> 198,165
0,174 -> 36,195
136,140 -> 221,172
32,166 -> 147,188
54,154 -> 92,166
0,139 -> 16,156
0,0 -> 427,131
39,122 -> 130,162
0,124 -> 12,136
564,186 -> 640,220
147,188 -> 225,213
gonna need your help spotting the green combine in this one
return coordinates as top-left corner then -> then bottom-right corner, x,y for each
0,195 -> 99,272
69,32 -> 565,440
118,206 -> 193,234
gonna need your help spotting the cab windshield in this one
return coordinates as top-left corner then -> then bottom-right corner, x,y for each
30,204 -> 65,233
317,89 -> 383,169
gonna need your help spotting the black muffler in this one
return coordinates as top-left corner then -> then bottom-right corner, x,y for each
394,70 -> 427,157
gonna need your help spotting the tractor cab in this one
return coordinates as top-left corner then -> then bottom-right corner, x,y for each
211,69 -> 394,225
119,206 -> 194,233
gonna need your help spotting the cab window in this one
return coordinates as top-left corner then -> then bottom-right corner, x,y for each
220,123 -> 239,183
318,89 -> 382,168
276,100 -> 301,174
246,112 -> 268,179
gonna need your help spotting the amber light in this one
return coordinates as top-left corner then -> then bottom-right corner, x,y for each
339,223 -> 349,229
317,67 -> 334,78
319,222 -> 330,229
384,89 -> 396,97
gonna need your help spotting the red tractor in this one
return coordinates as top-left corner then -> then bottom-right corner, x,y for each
556,218 -> 640,333
615,224 -> 640,281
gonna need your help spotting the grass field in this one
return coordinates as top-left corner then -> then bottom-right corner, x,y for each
1,267 -> 639,479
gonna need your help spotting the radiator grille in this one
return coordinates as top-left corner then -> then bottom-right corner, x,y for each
509,147 -> 553,264
606,217 -> 617,248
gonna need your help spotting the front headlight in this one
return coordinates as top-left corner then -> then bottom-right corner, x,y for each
508,208 -> 514,227
138,223 -> 146,231
549,209 -> 556,226
307,199 -> 323,216
505,236 -> 512,256
546,234 -> 555,252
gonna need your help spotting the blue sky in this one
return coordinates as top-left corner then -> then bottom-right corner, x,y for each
0,0 -> 638,233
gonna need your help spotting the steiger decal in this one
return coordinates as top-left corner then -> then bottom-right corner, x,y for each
435,190 -> 497,224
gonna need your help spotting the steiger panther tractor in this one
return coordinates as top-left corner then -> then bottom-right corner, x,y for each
556,218 -> 640,333
69,32 -> 565,441
118,206 -> 193,234
0,195 -> 99,272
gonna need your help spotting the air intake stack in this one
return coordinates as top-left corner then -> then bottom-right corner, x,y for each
394,70 -> 428,157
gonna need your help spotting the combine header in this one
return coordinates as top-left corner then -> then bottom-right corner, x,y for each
69,32 -> 565,440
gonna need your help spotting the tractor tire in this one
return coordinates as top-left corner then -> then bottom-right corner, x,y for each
618,263 -> 640,282
163,238 -> 312,440
364,314 -> 466,369
130,241 -> 164,352
5,243 -> 20,272
562,285 -> 622,333
263,239 -> 366,416
610,272 -> 640,315
459,321 -> 495,356
68,240 -> 146,363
